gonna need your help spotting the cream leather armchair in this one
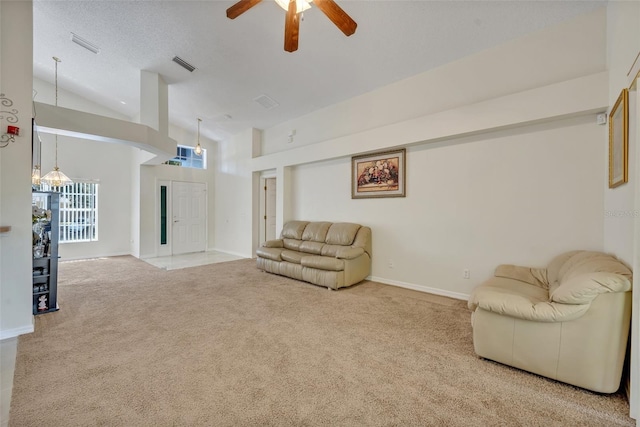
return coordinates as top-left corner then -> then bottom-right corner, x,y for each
468,251 -> 632,393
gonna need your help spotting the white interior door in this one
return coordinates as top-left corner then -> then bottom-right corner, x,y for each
265,178 -> 277,241
172,181 -> 206,255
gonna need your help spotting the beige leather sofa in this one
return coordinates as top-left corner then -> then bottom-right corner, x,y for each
468,250 -> 632,393
256,221 -> 372,290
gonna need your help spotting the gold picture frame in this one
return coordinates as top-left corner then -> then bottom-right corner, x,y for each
351,148 -> 406,199
609,88 -> 629,188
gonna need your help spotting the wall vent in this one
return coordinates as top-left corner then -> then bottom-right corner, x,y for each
253,94 -> 279,110
172,56 -> 196,72
70,33 -> 100,54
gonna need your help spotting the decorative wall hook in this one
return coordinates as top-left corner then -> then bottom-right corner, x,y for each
0,93 -> 19,148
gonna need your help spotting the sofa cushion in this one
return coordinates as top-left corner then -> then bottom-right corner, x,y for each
299,241 -> 324,255
320,244 -> 343,257
302,222 -> 332,242
325,223 -> 361,246
281,250 -> 304,264
335,247 -> 365,260
550,272 -> 632,305
547,251 -> 580,284
283,239 -> 303,251
281,221 -> 309,239
255,247 -> 283,262
558,251 -> 631,284
301,255 -> 345,271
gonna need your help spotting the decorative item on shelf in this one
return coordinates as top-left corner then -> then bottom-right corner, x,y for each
0,93 -> 20,148
351,148 -> 406,199
41,57 -> 73,188
194,117 -> 203,156
608,88 -> 629,188
38,294 -> 48,311
32,204 -> 51,258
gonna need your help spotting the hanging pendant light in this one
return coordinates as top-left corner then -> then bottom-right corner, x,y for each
42,57 -> 73,188
31,131 -> 42,185
194,117 -> 203,156
31,165 -> 41,186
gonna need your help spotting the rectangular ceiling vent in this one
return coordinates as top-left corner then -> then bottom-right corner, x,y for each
253,94 -> 279,110
70,33 -> 100,54
172,56 -> 196,72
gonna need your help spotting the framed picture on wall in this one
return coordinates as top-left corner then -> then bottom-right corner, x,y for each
351,148 -> 406,199
609,88 -> 629,188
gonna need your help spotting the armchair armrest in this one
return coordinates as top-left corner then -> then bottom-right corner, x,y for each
470,289 -> 589,322
494,264 -> 549,289
335,246 -> 365,260
262,239 -> 283,248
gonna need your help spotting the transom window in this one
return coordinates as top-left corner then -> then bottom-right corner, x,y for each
166,145 -> 206,169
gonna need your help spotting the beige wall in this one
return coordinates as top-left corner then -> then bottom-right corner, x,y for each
603,0 -> 640,420
233,8 -> 609,299
290,116 -> 604,297
0,0 -> 33,339
0,2 -> 33,426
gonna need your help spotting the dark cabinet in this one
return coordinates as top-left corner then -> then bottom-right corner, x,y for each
32,191 -> 60,315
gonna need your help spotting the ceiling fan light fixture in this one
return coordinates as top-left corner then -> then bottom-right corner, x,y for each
275,0 -> 311,14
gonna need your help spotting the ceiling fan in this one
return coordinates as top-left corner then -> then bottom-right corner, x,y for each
226,0 -> 357,52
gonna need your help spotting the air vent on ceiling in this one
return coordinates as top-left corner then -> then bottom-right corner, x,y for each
253,94 -> 279,110
172,56 -> 196,72
70,33 -> 100,54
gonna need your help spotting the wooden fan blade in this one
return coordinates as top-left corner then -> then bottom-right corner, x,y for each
226,0 -> 262,19
313,0 -> 357,36
284,0 -> 299,52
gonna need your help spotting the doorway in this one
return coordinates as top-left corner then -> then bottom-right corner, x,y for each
261,177 -> 277,243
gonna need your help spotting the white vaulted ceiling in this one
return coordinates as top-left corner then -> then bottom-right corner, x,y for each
33,0 -> 605,142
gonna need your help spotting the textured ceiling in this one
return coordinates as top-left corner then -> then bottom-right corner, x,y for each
33,1 -> 605,142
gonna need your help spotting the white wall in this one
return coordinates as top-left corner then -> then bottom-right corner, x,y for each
262,8 -> 606,154
33,78 -> 136,260
212,128 -> 260,258
291,116 -> 604,297
39,134 -> 134,260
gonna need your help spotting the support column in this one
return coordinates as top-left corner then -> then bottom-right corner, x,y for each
139,71 -> 168,135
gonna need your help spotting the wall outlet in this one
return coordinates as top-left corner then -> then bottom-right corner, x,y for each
388,260 -> 394,269
463,269 -> 470,279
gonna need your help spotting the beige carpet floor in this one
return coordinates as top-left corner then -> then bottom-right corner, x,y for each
10,256 -> 633,426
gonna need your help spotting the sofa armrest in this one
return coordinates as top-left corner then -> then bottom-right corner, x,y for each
335,247 -> 365,260
262,239 -> 284,248
470,289 -> 589,322
494,264 -> 549,289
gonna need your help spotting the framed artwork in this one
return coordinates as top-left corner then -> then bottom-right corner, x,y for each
352,148 -> 406,199
609,88 -> 628,188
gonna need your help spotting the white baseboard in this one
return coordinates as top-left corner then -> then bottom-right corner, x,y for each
0,321 -> 34,340
368,276 -> 470,301
61,251 -> 132,262
209,247 -> 251,259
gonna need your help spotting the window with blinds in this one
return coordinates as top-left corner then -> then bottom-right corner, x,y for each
41,181 -> 99,243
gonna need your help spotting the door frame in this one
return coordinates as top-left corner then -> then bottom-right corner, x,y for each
259,170 -> 276,247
